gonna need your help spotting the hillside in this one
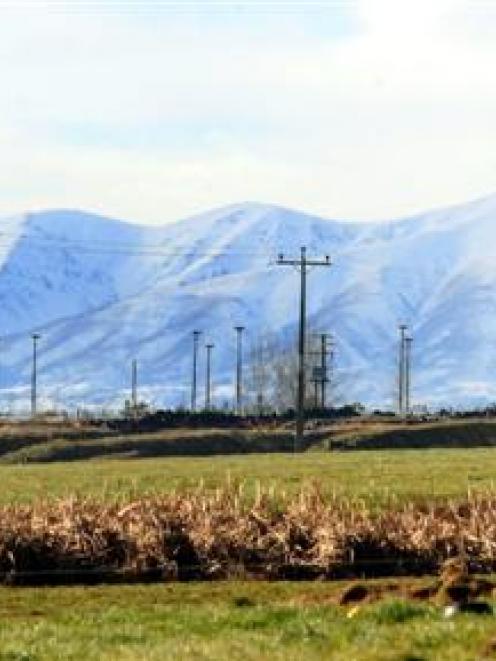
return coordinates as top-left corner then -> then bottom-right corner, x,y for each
1,195 -> 496,411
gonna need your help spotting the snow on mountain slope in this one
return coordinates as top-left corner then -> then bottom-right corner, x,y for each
0,210 -> 173,335
2,195 -> 496,412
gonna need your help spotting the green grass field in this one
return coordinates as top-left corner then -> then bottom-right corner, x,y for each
0,446 -> 495,505
2,447 -> 496,659
1,581 -> 495,660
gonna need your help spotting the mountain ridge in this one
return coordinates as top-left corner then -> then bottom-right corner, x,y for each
1,194 -> 496,412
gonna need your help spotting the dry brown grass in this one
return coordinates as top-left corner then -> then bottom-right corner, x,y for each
0,482 -> 496,584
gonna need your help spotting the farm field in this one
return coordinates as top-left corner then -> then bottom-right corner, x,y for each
0,446 -> 495,505
2,446 -> 496,659
1,581 -> 496,660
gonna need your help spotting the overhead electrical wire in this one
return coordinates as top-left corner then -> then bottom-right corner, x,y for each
0,233 -> 276,259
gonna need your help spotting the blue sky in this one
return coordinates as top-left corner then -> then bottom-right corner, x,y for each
0,0 -> 495,223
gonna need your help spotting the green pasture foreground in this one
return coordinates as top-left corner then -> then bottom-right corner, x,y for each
0,446 -> 495,505
2,450 -> 496,660
0,581 -> 494,661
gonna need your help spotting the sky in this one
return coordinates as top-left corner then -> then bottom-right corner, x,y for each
0,0 -> 496,224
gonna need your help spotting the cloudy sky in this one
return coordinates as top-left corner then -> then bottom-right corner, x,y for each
1,0 -> 495,224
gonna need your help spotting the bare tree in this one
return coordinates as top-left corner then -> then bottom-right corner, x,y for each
246,327 -> 341,414
248,332 -> 272,415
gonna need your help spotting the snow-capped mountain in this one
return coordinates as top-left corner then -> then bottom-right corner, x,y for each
2,195 -> 496,412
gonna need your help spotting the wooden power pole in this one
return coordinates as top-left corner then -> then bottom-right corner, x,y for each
277,247 -> 331,451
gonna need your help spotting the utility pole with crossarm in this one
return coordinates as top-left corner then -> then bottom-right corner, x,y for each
277,247 -> 331,451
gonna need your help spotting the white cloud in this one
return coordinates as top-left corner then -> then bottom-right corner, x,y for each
356,0 -> 457,36
0,1 -> 495,223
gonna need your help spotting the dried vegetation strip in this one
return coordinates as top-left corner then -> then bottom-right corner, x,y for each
0,428 -> 311,463
1,483 -> 496,584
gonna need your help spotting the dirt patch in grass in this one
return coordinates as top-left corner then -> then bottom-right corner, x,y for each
290,578 -> 438,607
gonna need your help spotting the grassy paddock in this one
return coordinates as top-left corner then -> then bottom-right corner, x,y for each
0,450 -> 496,658
0,581 -> 495,660
0,447 -> 495,505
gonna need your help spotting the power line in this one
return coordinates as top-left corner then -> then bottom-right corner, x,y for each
0,232 -> 275,258
0,243 -> 272,259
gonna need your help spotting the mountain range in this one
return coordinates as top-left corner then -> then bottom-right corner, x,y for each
2,194 -> 496,412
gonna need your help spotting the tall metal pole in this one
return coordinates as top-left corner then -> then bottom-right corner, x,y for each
191,330 -> 201,412
31,333 -> 40,417
234,326 -> 245,415
277,247 -> 331,451
405,336 -> 413,415
205,343 -> 214,410
131,358 -> 137,411
398,324 -> 408,415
